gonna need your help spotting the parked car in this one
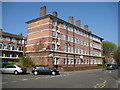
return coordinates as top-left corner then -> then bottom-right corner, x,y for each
106,63 -> 119,70
32,65 -> 60,75
1,65 -> 27,75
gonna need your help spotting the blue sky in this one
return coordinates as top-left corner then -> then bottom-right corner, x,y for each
2,2 -> 118,45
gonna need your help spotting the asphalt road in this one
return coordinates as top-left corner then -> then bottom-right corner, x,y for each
1,69 -> 119,88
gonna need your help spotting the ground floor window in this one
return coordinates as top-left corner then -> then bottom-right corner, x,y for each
64,58 -> 67,64
52,58 -> 58,65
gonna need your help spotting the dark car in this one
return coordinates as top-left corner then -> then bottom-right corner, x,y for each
32,65 -> 60,75
106,63 -> 119,70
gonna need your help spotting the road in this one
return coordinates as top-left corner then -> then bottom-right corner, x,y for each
1,69 -> 119,88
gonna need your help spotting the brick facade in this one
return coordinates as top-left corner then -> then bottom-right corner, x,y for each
26,6 -> 104,67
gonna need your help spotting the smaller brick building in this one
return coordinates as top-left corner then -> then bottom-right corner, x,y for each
0,29 -> 27,62
26,6 -> 104,67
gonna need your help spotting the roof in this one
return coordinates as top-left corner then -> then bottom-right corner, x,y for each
26,14 -> 104,40
1,31 -> 27,39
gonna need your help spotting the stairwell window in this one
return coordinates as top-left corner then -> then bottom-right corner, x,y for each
52,20 -> 57,26
52,44 -> 57,50
64,23 -> 67,29
52,31 -> 58,38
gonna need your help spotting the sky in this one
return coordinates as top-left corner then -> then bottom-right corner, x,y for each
2,2 -> 118,45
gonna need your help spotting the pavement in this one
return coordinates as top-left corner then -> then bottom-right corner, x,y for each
1,68 -> 119,88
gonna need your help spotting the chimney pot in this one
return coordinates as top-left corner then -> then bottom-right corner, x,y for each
76,20 -> 81,28
52,11 -> 58,17
84,25 -> 88,31
40,6 -> 46,17
68,16 -> 74,24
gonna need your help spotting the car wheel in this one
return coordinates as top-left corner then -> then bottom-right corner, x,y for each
52,71 -> 56,75
34,71 -> 38,75
14,71 -> 18,75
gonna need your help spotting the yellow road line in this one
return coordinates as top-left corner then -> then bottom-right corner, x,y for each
93,80 -> 107,88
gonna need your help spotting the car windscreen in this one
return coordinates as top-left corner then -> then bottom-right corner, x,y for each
16,65 -> 22,68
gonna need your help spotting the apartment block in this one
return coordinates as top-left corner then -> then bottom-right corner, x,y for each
26,6 -> 104,67
0,29 -> 27,62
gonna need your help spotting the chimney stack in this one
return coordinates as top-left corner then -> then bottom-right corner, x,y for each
19,33 -> 22,36
76,20 -> 81,28
84,25 -> 88,31
40,6 -> 46,17
52,11 -> 58,17
68,16 -> 74,24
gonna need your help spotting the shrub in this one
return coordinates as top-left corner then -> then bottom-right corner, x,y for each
97,64 -> 108,66
18,56 -> 33,67
0,62 -> 16,68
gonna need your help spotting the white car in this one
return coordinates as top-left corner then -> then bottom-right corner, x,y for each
1,65 -> 27,75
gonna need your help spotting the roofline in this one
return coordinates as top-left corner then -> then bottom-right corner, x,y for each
26,14 -> 104,40
2,31 -> 27,39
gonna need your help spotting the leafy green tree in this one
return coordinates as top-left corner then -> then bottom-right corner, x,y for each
113,47 -> 120,64
102,41 -> 117,63
18,56 -> 33,67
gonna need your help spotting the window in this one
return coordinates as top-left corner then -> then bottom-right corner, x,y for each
68,46 -> 70,52
90,35 -> 93,39
52,20 -> 57,26
68,59 -> 71,64
64,45 -> 67,52
68,25 -> 70,31
19,40 -> 22,44
71,47 -> 73,53
74,38 -> 77,43
71,37 -> 73,42
73,47 -> 76,53
83,41 -> 87,46
52,31 -> 58,38
6,37 -> 10,41
0,43 -> 2,49
44,67 -> 49,70
12,38 -> 16,42
68,36 -> 71,42
53,58 -> 58,65
7,44 -> 11,50
64,23 -> 67,29
52,44 -> 57,50
71,59 -> 74,64
90,43 -> 93,47
74,28 -> 77,33
0,36 -> 2,40
78,48 -> 80,54
64,58 -> 67,64
78,59 -> 81,64
80,31 -> 83,36
61,34 -> 66,40
70,26 -> 73,32
81,40 -> 83,45
90,51 -> 93,55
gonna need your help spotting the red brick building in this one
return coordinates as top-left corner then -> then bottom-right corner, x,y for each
0,29 -> 27,62
26,6 -> 104,67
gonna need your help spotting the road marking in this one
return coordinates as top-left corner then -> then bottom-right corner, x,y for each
93,80 -> 107,88
22,79 -> 28,81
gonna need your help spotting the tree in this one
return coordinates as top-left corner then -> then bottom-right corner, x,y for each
18,56 -> 33,67
102,41 -> 117,63
113,46 -> 120,64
